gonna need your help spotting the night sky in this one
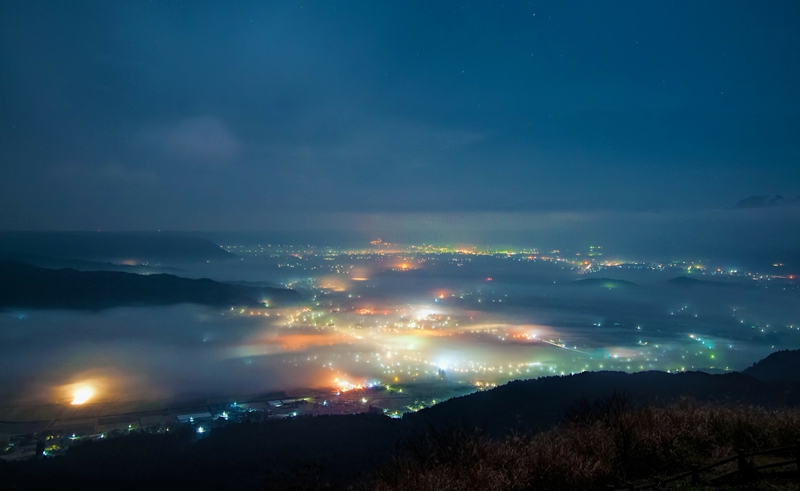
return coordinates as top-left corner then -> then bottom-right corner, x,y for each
1,1 -> 799,238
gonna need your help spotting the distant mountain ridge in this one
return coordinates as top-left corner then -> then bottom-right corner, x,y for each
734,195 -> 800,209
0,261 -> 298,310
0,231 -> 232,263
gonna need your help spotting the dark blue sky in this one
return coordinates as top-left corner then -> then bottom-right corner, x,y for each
1,0 -> 799,232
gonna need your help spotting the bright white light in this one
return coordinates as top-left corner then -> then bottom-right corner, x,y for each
197,426 -> 205,434
71,387 -> 94,405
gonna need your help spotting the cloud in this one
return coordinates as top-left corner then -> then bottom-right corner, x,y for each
144,117 -> 243,165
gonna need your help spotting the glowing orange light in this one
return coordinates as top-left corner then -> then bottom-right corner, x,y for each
334,378 -> 365,392
71,387 -> 94,405
433,289 -> 451,299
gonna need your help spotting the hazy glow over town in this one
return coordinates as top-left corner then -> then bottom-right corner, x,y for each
3,243 -> 796,417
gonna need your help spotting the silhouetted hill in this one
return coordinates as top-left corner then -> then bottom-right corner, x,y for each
569,278 -> 637,289
0,262 -> 299,310
405,369 -> 796,435
0,231 -> 232,263
743,349 -> 800,383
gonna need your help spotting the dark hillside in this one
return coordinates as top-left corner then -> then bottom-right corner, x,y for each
744,349 -> 800,383
405,370 -> 793,435
0,262 -> 298,309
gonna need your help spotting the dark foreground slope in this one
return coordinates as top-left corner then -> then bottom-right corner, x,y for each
370,402 -> 800,491
406,350 -> 800,435
404,370 -> 796,435
0,261 -> 299,309
0,414 -> 402,491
